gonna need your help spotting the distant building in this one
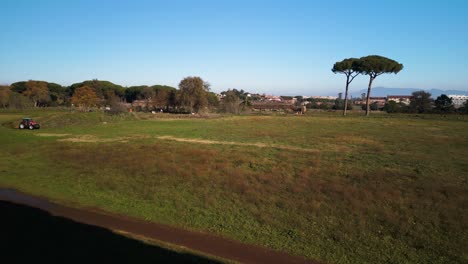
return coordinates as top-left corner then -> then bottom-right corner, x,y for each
311,96 -> 337,100
132,99 -> 150,107
448,95 -> 468,108
264,95 -> 282,102
279,96 -> 297,104
387,95 -> 412,105
369,97 -> 386,107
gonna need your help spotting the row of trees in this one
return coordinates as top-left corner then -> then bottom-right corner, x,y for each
0,77 -> 222,113
302,90 -> 468,114
305,98 -> 353,110
2,75 -> 466,115
383,91 -> 468,114
332,55 -> 403,116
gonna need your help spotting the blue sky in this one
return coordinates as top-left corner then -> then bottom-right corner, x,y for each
1,0 -> 467,95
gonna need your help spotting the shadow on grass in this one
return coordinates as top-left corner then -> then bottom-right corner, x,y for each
0,200 -> 220,263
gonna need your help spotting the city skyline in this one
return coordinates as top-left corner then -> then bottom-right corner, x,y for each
1,0 -> 467,95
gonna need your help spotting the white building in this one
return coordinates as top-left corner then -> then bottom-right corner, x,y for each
448,94 -> 468,108
311,96 -> 338,100
387,95 -> 412,105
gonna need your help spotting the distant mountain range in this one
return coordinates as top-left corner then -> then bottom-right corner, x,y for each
348,87 -> 468,98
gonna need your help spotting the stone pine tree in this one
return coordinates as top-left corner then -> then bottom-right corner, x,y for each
332,58 -> 360,116
357,55 -> 403,116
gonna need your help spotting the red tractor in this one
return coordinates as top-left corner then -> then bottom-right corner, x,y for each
19,118 -> 40,130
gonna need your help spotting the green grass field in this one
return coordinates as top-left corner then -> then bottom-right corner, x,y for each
1,109 -> 467,263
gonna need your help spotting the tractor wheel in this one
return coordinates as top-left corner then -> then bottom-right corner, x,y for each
29,125 -> 34,130
19,124 -> 24,129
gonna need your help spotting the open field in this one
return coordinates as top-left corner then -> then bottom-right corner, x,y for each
1,109 -> 467,263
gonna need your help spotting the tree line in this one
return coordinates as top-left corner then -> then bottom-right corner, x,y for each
382,91 -> 468,114
0,77 -> 220,113
2,73 -> 466,115
300,91 -> 468,114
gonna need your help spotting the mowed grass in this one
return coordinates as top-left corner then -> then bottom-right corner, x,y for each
0,110 -> 467,263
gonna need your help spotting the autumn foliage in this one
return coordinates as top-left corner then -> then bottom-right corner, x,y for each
23,80 -> 50,107
71,86 -> 100,111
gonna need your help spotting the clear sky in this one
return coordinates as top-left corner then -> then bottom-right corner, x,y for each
1,0 -> 467,95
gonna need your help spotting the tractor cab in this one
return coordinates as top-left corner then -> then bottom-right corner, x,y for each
19,118 -> 40,129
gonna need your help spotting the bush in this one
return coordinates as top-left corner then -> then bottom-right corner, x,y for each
383,101 -> 408,113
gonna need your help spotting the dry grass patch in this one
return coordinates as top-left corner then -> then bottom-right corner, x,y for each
56,134 -> 151,143
157,135 -> 320,153
36,133 -> 71,137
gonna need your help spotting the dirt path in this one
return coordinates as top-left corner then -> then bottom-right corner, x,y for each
0,188 -> 317,264
157,136 -> 319,153
36,133 -> 320,153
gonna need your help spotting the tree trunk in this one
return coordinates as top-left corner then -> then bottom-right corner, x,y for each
365,77 -> 374,116
343,75 -> 350,116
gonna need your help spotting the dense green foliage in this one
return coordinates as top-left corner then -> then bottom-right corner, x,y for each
178,76 -> 210,113
434,94 -> 455,113
383,101 -> 407,113
2,78 -> 220,113
69,80 -> 125,98
221,90 -> 241,114
332,55 -> 404,116
356,55 -> 404,116
409,91 -> 433,113
0,110 -> 466,264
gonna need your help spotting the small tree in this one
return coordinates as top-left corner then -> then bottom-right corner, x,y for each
383,101 -> 408,113
462,100 -> 468,114
141,87 -> 155,111
357,55 -> 403,116
152,89 -> 169,110
409,91 -> 432,113
178,76 -> 209,113
332,98 -> 353,111
107,94 -> 128,115
434,94 -> 455,113
223,90 -> 241,114
71,86 -> 100,111
332,58 -> 360,116
23,80 -> 50,107
206,92 -> 220,109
